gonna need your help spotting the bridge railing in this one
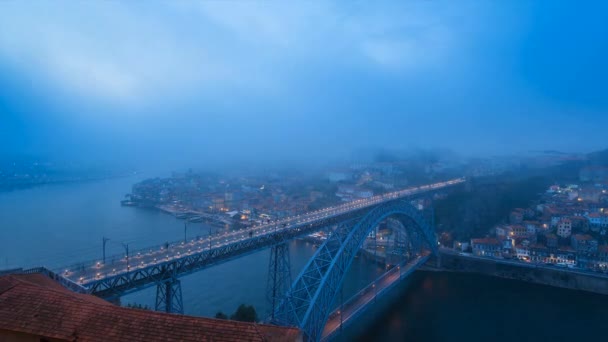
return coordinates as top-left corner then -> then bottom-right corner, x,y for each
20,266 -> 88,293
327,259 -> 404,321
54,231 -> 244,275
323,255 -> 430,341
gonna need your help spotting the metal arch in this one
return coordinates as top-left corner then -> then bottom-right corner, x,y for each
270,218 -> 360,326
278,200 -> 436,341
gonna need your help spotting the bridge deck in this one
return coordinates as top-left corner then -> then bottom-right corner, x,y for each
55,179 -> 463,296
321,254 -> 430,341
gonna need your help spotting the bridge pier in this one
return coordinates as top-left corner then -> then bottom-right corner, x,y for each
267,242 -> 292,323
155,278 -> 184,314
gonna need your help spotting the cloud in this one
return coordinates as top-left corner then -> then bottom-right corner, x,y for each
0,1 -> 463,106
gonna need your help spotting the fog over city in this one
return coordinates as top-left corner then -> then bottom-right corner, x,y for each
3,2 -> 608,341
1,1 -> 607,172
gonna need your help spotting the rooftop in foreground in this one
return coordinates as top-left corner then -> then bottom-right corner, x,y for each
0,273 -> 302,342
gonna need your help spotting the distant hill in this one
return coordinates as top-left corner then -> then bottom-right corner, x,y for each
528,150 -> 570,155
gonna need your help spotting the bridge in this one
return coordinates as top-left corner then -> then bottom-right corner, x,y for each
22,177 -> 465,341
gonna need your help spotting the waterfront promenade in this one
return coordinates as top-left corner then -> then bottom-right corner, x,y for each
437,247 -> 608,295
439,247 -> 608,279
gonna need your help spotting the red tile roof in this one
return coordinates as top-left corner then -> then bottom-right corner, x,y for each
572,234 -> 595,241
471,238 -> 500,245
0,274 -> 301,342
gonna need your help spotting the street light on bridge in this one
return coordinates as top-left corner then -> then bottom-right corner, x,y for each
121,242 -> 130,271
102,237 -> 110,264
184,221 -> 188,244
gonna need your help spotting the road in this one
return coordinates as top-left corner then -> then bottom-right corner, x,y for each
322,254 -> 430,340
61,178 -> 465,286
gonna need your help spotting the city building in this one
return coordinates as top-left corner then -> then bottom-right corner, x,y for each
570,234 -> 598,254
548,248 -> 576,265
557,218 -> 572,238
587,212 -> 608,232
596,245 -> 608,271
469,182 -> 608,272
545,233 -> 559,248
569,216 -> 590,232
529,245 -> 550,263
523,221 -> 540,235
471,238 -> 501,257
509,209 -> 525,224
327,170 -> 352,183
514,245 -> 530,261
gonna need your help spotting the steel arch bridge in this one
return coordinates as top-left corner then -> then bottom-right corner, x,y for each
15,178 -> 463,340
274,200 -> 436,341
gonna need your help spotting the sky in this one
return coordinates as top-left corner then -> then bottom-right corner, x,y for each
1,1 -> 607,169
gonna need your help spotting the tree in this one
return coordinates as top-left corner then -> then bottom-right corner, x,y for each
215,311 -> 228,319
434,174 -> 552,241
230,304 -> 258,322
126,303 -> 151,310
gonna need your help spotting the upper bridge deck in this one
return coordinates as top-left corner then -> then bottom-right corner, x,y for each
56,178 -> 465,297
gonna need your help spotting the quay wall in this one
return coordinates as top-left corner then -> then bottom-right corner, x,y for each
434,252 -> 608,295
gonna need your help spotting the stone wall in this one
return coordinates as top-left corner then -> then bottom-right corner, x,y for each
438,252 -> 608,295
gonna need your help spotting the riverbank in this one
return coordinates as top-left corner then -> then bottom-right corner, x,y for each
136,204 -> 230,228
0,172 -> 134,193
430,249 -> 608,295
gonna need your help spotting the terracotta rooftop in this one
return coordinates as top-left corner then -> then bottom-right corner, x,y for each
529,244 -> 548,250
572,234 -> 595,241
471,238 -> 500,245
0,273 -> 301,342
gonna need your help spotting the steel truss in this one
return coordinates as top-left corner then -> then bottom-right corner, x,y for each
87,213 -> 355,299
266,242 -> 292,323
155,278 -> 184,314
276,200 -> 437,341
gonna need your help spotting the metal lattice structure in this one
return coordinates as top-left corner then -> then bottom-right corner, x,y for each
276,200 -> 437,341
84,214 -> 357,300
266,242 -> 292,322
155,278 -> 184,314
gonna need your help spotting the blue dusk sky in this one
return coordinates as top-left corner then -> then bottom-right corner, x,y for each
1,1 -> 607,168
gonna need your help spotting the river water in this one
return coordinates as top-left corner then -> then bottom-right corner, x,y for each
1,176 -> 607,341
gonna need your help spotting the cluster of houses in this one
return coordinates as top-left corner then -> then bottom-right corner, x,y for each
126,163 -> 405,224
128,171 -> 319,221
465,183 -> 608,271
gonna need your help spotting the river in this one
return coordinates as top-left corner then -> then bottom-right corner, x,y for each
1,176 -> 607,341
359,270 -> 608,341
